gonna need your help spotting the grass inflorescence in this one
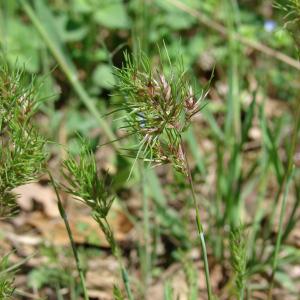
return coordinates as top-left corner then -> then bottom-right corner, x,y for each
0,62 -> 46,218
229,226 -> 247,300
115,51 -> 208,175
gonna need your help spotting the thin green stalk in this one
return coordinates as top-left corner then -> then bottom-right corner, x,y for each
181,140 -> 212,300
139,163 -> 151,293
240,287 -> 244,300
248,157 -> 270,259
49,173 -> 89,300
214,141 -> 224,260
225,0 -> 241,142
103,217 -> 135,300
268,167 -> 294,298
120,262 -> 134,300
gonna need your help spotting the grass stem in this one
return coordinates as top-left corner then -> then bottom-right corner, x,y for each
105,219 -> 135,300
139,163 -> 151,293
48,172 -> 89,300
268,167 -> 294,299
181,139 -> 213,300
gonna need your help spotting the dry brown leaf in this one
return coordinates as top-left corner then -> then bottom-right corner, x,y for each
14,183 -> 59,218
26,209 -> 133,247
264,99 -> 288,118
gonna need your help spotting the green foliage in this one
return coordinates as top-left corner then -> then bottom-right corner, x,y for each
2,19 -> 42,73
113,285 -> 125,300
276,0 -> 300,47
0,63 -> 46,217
0,255 -> 15,300
163,281 -> 174,300
92,64 -> 116,90
93,1 -> 130,29
28,266 -> 71,291
276,0 -> 300,22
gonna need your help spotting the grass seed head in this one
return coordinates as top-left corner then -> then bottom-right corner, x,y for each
62,142 -> 114,219
0,62 -> 46,218
115,51 -> 208,174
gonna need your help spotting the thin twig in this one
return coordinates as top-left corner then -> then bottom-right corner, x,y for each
166,0 -> 300,71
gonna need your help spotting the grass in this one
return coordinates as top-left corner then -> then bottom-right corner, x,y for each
0,0 -> 300,299
49,172 -> 89,300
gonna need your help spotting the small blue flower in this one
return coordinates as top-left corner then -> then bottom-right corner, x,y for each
264,20 -> 276,33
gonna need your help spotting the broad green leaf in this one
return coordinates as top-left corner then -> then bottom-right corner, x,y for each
92,64 -> 116,89
164,12 -> 194,30
94,2 -> 130,29
54,14 -> 88,42
28,267 -> 70,290
2,18 -> 41,73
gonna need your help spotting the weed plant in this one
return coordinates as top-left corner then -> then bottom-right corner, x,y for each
0,63 -> 46,218
0,62 -> 47,299
60,142 -> 134,300
115,50 -> 213,299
